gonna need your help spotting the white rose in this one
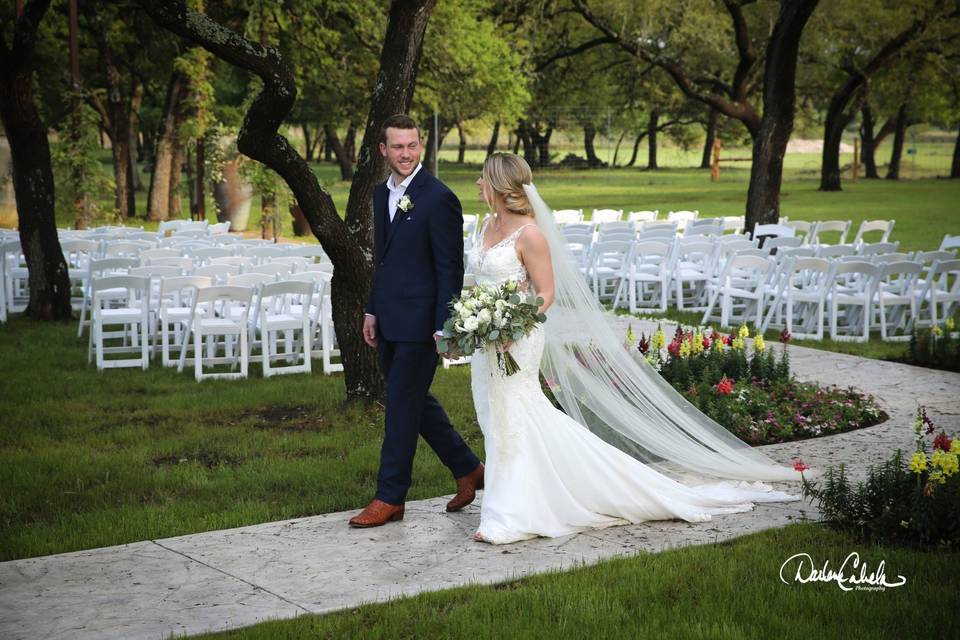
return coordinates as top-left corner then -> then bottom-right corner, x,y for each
464,316 -> 480,332
477,308 -> 492,325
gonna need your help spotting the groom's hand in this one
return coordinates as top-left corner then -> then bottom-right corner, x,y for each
363,314 -> 378,348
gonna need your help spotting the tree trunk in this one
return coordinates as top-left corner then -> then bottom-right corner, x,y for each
886,103 -> 908,180
486,120 -> 500,157
148,69 -> 187,220
700,107 -> 717,169
859,103 -> 879,179
529,124 -> 552,167
456,121 -> 466,163
647,108 -> 659,170
168,137 -> 184,218
128,79 -> 143,201
139,0 -> 438,401
611,130 -> 626,166
627,132 -> 645,167
511,129 -> 521,154
0,0 -> 72,320
952,121 -> 960,179
323,124 -> 356,180
323,125 -> 335,162
422,115 -> 451,175
744,0 -> 819,230
516,119 -> 535,166
819,102 -> 856,191
302,122 -> 314,162
584,122 -> 601,167
192,137 -> 205,221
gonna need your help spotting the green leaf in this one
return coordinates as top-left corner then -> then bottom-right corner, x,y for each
488,330 -> 500,340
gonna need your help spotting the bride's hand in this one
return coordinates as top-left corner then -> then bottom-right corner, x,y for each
496,338 -> 513,353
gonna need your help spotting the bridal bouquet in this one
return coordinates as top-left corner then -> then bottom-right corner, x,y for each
438,280 -> 545,375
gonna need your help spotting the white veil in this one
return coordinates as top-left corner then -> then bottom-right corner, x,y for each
523,183 -> 814,484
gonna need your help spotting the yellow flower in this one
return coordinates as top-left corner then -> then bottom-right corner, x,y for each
652,325 -> 665,350
909,452 -> 928,474
950,440 -> 960,454
754,335 -> 766,352
738,324 -> 750,338
626,324 -> 636,345
929,469 -> 946,485
932,325 -> 944,338
679,339 -> 691,358
731,336 -> 745,351
947,317 -> 956,331
932,450 -> 959,477
713,336 -> 724,353
693,331 -> 705,355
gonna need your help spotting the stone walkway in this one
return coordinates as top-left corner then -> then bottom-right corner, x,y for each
2,319 -> 958,640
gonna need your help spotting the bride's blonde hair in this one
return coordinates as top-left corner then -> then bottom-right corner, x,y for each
482,153 -> 534,217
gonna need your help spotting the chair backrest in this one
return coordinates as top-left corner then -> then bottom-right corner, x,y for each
240,246 -> 287,262
721,216 -> 745,233
667,210 -> 698,222
270,256 -> 311,270
104,240 -> 150,257
193,264 -> 241,283
302,262 -> 334,274
208,221 -> 231,235
913,250 -> 956,265
596,224 -> 635,242
260,279 -> 315,300
160,275 -> 213,297
858,241 -> 900,256
870,252 -> 910,265
751,223 -> 795,243
143,256 -> 194,272
591,208 -> 623,224
764,236 -> 803,251
247,262 -> 294,278
810,220 -> 851,245
939,234 -> 960,252
91,275 -> 150,305
88,256 -> 138,277
732,248 -> 769,259
878,260 -> 923,294
286,244 -> 328,260
209,256 -> 254,269
191,247 -> 233,261
228,272 -> 276,287
194,285 -> 253,315
833,260 -> 879,292
589,239 -> 632,269
777,246 -> 816,259
287,270 -> 331,296
130,265 -> 180,280
140,248 -> 181,261
853,219 -> 894,245
639,221 -> 678,234
561,223 -> 594,237
125,231 -> 160,243
929,258 -> 960,278
683,221 -> 723,237
723,255 -> 772,284
626,210 -> 658,223
636,229 -> 677,242
552,209 -> 583,224
817,244 -> 856,259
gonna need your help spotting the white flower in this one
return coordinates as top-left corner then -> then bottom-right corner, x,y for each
478,308 -> 492,325
397,195 -> 414,212
464,316 -> 480,332
459,307 -> 472,320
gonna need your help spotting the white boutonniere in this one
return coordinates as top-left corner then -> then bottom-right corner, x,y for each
397,194 -> 414,213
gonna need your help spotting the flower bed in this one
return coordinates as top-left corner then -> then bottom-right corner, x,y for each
630,323 -> 887,445
899,320 -> 960,373
799,407 -> 960,549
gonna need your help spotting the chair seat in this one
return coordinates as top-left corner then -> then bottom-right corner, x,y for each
197,318 -> 245,331
98,308 -> 145,323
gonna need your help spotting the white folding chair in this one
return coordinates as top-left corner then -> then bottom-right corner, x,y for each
939,234 -> 960,253
873,261 -> 922,341
180,285 -> 254,381
190,247 -> 234,264
626,210 -> 659,227
704,254 -> 772,329
591,208 -> 624,224
858,241 -> 900,257
615,240 -> 673,313
853,219 -> 895,246
1,239 -> 28,314
913,259 -> 960,329
782,257 -> 836,340
140,248 -> 181,261
60,239 -> 101,312
256,280 -> 315,377
587,239 -> 631,302
77,257 -> 139,336
829,261 -> 879,342
552,209 -> 583,224
89,275 -> 151,371
208,221 -> 231,235
671,238 -> 715,311
721,216 -> 745,234
809,220 -> 851,246
286,244 -> 329,263
596,222 -> 636,243
209,256 -> 255,271
683,220 -> 724,237
666,210 -> 698,232
158,275 -> 213,367
246,262 -> 292,279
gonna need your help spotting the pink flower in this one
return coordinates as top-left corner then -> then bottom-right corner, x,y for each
668,341 -> 681,357
702,337 -> 710,349
779,329 -> 792,343
638,334 -> 650,355
793,459 -> 810,473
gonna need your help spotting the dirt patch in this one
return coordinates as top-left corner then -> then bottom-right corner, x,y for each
152,450 -> 242,468
250,405 -> 329,432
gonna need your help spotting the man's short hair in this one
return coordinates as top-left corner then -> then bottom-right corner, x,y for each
379,114 -> 420,145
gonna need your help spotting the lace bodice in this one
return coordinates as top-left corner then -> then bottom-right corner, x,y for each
467,221 -> 535,289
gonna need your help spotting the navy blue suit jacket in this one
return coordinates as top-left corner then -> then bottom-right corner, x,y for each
365,168 -> 465,342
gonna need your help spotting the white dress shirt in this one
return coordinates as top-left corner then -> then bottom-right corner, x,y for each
386,162 -> 423,222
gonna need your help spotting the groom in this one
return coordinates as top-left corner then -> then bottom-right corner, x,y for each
349,114 -> 484,528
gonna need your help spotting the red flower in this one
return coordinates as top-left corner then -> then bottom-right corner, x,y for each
779,329 -> 792,343
933,431 -> 953,452
702,337 -> 710,349
793,459 -> 810,473
638,334 -> 650,355
714,376 -> 734,395
668,341 -> 681,357
723,335 -> 732,346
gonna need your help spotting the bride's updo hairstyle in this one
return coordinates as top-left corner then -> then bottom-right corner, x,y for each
482,153 -> 534,217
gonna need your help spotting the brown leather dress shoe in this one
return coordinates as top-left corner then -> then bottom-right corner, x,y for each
446,463 -> 485,512
348,499 -> 405,528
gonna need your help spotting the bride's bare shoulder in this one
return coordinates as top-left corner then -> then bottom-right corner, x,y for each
516,223 -> 549,256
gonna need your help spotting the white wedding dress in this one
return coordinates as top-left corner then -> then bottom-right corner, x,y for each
467,222 -> 800,545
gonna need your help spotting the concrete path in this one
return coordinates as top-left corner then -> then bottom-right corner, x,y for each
2,319 -> 958,640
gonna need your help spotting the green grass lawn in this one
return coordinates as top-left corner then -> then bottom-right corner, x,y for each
0,315 -> 483,561
193,522 -> 960,640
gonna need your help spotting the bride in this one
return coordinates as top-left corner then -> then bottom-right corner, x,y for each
466,153 -> 810,545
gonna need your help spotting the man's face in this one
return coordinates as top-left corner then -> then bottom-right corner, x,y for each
379,127 -> 421,179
